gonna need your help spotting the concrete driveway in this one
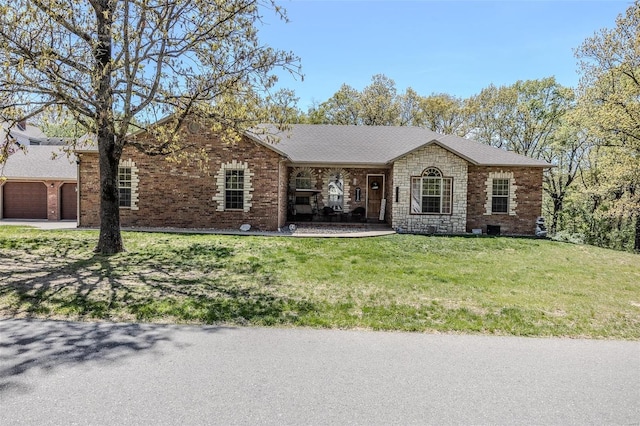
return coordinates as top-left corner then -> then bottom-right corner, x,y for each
0,219 -> 78,229
1,319 -> 638,425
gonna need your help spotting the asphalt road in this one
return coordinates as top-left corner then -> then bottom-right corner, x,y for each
1,319 -> 638,425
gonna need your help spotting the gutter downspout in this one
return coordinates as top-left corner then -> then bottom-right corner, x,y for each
278,157 -> 286,231
76,155 -> 80,227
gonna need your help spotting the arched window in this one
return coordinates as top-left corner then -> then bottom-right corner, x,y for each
295,170 -> 312,189
411,167 -> 452,214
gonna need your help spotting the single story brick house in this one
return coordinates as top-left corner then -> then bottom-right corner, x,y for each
76,123 -> 550,235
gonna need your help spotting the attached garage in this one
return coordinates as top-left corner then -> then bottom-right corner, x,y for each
60,183 -> 77,220
1,145 -> 77,221
2,182 -> 48,219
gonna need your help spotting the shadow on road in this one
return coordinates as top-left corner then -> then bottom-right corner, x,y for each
0,319 -> 224,397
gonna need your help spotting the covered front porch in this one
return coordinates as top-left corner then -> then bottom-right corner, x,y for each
286,166 -> 391,225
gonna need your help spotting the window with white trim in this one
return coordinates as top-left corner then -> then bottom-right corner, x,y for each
411,167 -> 452,214
491,178 -> 509,214
118,166 -> 132,208
214,161 -> 253,212
117,159 -> 139,210
225,169 -> 244,210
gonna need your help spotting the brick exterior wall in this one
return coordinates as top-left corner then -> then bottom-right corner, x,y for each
78,127 -> 286,231
77,156 -> 100,227
77,125 -> 545,235
286,166 -> 391,221
466,166 -> 543,235
392,144 -> 468,233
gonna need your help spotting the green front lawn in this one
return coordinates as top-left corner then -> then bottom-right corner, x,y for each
1,226 -> 638,339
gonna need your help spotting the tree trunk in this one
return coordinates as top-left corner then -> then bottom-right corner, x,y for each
550,196 -> 563,234
635,213 -> 640,252
96,130 -> 124,254
93,0 -> 124,255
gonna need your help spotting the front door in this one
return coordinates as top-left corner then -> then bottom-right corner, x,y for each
366,175 -> 384,221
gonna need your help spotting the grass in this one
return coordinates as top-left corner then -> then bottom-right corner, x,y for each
0,226 -> 639,339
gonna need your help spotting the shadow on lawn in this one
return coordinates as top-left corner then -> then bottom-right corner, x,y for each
0,242 -> 316,326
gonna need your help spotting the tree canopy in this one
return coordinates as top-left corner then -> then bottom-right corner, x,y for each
574,0 -> 640,251
0,0 -> 301,253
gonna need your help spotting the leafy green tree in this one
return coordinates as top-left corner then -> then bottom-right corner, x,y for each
575,0 -> 640,251
261,89 -> 305,125
420,93 -> 469,136
0,0 -> 300,254
308,75 -> 402,126
541,111 -> 594,233
466,78 -> 573,157
359,74 -> 400,125
308,84 -> 361,125
395,87 -> 423,126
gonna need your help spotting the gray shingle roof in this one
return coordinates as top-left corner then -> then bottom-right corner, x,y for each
1,121 -> 47,144
2,145 -> 77,179
248,124 -> 551,167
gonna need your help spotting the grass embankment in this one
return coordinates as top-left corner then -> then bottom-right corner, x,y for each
0,226 -> 638,339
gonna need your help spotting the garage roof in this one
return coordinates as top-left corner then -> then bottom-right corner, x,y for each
2,145 -> 77,180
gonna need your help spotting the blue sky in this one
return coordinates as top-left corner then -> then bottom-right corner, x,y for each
259,0 -> 630,110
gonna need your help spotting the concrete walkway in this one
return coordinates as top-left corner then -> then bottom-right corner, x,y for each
0,219 -> 396,238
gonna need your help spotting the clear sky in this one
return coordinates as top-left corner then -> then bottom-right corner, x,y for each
258,0 -> 630,110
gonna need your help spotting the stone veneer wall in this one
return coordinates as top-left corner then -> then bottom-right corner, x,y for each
391,144 -> 468,233
78,124 -> 285,231
466,165 -> 543,235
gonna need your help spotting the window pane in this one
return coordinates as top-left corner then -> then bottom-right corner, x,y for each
411,177 -> 421,213
422,196 -> 440,213
442,178 -> 452,214
493,179 -> 509,196
119,188 -> 131,207
225,190 -> 244,209
423,177 -> 441,196
118,167 -> 132,207
295,173 -> 311,189
225,170 -> 244,209
226,170 -> 244,190
423,168 -> 441,177
492,178 -> 509,213
492,197 -> 508,213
